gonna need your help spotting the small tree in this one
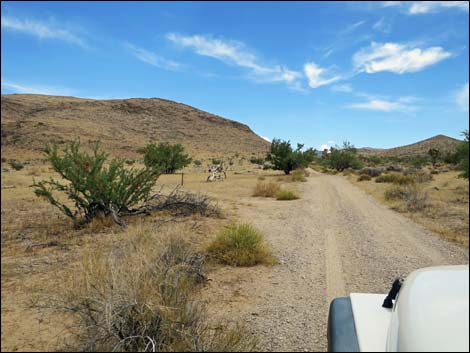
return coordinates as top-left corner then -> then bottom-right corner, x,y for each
456,130 -> 469,179
265,139 -> 312,175
33,140 -> 161,224
324,141 -> 363,171
140,142 -> 192,174
428,148 -> 440,167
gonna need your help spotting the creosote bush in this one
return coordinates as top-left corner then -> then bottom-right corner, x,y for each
139,142 -> 192,174
9,160 -> 24,170
55,224 -> 258,351
375,174 -> 415,185
252,181 -> 281,197
207,223 -> 275,266
357,174 -> 372,182
276,190 -> 299,200
32,140 -> 161,225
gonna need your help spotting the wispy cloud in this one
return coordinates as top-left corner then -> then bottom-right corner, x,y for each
304,62 -> 341,89
1,79 -> 76,96
346,96 -> 418,112
166,33 -> 303,90
124,43 -> 184,71
1,14 -> 88,48
331,83 -> 353,93
408,1 -> 469,14
372,18 -> 392,33
353,42 -> 452,74
456,82 -> 469,111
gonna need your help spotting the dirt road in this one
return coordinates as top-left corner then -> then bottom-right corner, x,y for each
204,172 -> 469,352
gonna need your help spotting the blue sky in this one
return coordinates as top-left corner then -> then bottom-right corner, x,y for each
1,1 -> 469,150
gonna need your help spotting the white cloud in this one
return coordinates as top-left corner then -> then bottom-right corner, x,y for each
346,96 -> 418,112
125,43 -> 184,71
1,15 -> 88,48
353,42 -> 451,74
372,18 -> 392,33
331,84 -> 353,93
456,83 -> 469,111
304,62 -> 341,89
166,33 -> 302,89
382,1 -> 402,7
408,1 -> 469,14
1,79 -> 75,96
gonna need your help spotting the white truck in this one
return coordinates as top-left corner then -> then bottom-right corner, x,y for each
327,265 -> 469,352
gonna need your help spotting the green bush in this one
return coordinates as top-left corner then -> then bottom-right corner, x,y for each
193,159 -> 202,167
322,141 -> 363,171
250,156 -> 265,165
276,190 -> 299,200
33,140 -> 161,224
375,174 -> 414,185
207,223 -> 275,266
9,160 -> 24,170
139,142 -> 191,174
265,139 -> 315,175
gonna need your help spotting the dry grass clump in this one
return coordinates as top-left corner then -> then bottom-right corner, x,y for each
411,170 -> 433,183
290,169 -> 307,182
357,174 -> 372,182
252,181 -> 281,197
385,184 -> 428,212
276,190 -> 299,200
53,224 -> 258,352
207,223 -> 275,266
376,173 -> 415,185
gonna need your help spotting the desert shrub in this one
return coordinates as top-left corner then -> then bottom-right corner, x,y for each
139,142 -> 191,174
376,174 -> 399,183
57,225 -> 258,351
1,157 -> 6,163
360,167 -> 382,177
257,175 -> 266,181
252,181 -> 280,197
124,159 -> 135,165
193,159 -> 202,167
456,130 -> 469,179
375,174 -> 414,185
407,156 -> 429,168
393,175 -> 415,185
412,170 -> 433,183
357,174 -> 372,181
290,169 -> 307,182
250,157 -> 265,165
265,139 -> 315,175
211,158 -> 222,165
33,140 -> 161,224
207,223 -> 275,266
276,190 -> 299,200
384,185 -> 427,212
8,160 -> 24,170
428,148 -> 440,167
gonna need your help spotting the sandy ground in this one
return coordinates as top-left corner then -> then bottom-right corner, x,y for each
203,171 -> 469,352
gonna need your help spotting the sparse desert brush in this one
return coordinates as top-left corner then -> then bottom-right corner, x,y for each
252,181 -> 280,197
8,160 -> 24,171
375,174 -> 414,185
357,174 -> 372,182
54,224 -> 258,352
411,170 -> 433,183
290,169 -> 307,182
384,184 -> 427,212
207,223 -> 275,266
276,190 -> 299,200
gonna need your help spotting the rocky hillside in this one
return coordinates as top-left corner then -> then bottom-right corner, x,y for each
358,134 -> 461,158
1,94 -> 270,160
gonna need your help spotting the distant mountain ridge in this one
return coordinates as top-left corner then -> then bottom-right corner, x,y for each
358,134 -> 462,158
1,94 -> 270,160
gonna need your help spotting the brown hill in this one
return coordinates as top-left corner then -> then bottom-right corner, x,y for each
1,94 -> 270,160
358,135 -> 462,158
